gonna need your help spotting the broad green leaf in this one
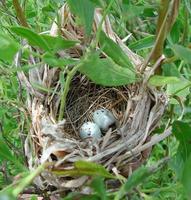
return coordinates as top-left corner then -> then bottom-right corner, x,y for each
40,35 -> 79,52
66,0 -> 95,35
149,75 -> 180,86
129,35 -> 155,51
79,53 -> 137,86
42,53 -> 78,67
171,121 -> 191,180
0,33 -> 20,63
172,45 -> 191,64
173,121 -> 191,161
11,27 -> 50,51
181,154 -> 191,198
115,166 -> 151,200
167,79 -> 191,104
52,160 -> 115,178
99,31 -> 134,70
162,63 -> 181,77
91,177 -> 107,200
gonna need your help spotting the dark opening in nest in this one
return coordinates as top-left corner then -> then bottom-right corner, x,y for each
64,73 -> 138,139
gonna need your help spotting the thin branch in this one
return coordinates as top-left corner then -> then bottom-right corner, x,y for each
13,0 -> 29,27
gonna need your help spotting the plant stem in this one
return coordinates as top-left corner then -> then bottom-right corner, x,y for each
91,0 -> 115,49
13,0 -> 29,27
58,62 -> 83,121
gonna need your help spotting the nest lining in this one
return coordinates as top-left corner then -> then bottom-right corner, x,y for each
15,4 -> 170,191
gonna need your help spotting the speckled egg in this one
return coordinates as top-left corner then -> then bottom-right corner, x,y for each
93,108 -> 116,131
79,122 -> 102,139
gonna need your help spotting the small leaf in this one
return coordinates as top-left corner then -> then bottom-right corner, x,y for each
40,35 -> 79,52
99,31 -> 134,70
66,0 -> 95,35
172,44 -> 191,64
167,79 -> 190,103
11,26 -> 50,51
149,75 -> 180,86
129,35 -> 155,51
52,160 -> 116,179
42,53 -> 78,67
79,53 -> 137,86
0,33 -> 20,63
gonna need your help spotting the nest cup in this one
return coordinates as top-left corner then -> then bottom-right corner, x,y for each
16,4 -> 168,192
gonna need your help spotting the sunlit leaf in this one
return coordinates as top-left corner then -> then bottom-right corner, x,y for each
52,160 -> 116,178
99,31 -> 134,70
0,33 -> 20,63
79,53 -> 137,86
149,75 -> 180,86
129,35 -> 155,51
66,0 -> 95,35
40,35 -> 79,52
11,27 -> 50,51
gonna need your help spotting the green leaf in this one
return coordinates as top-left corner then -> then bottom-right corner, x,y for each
52,160 -> 116,179
40,35 -> 79,52
162,63 -> 181,77
173,121 -> 191,161
149,75 -> 180,86
99,31 -> 134,70
0,33 -> 20,63
91,177 -> 107,200
182,154 -> 191,198
42,53 -> 78,67
115,166 -> 151,200
79,53 -> 137,86
167,79 -> 191,104
172,44 -> 191,64
10,27 -> 50,51
129,35 -> 155,51
66,0 -> 95,35
171,121 -> 191,180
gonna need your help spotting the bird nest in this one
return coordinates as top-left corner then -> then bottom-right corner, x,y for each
15,4 -> 169,192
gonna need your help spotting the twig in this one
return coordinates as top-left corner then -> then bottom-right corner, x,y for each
13,0 -> 29,27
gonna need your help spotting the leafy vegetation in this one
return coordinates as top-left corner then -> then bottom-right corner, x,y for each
0,0 -> 191,199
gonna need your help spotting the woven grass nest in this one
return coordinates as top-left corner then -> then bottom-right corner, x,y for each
16,4 -> 170,192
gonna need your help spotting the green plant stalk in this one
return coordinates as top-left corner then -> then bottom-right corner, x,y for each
91,0 -> 115,49
58,62 -> 83,121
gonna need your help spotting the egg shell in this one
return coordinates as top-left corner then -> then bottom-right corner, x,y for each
79,122 -> 102,139
93,108 -> 116,131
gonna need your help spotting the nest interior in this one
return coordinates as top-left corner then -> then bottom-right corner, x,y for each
16,4 -> 169,191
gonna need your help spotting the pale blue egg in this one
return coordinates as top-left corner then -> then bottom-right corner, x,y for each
79,122 -> 102,139
93,108 -> 116,131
